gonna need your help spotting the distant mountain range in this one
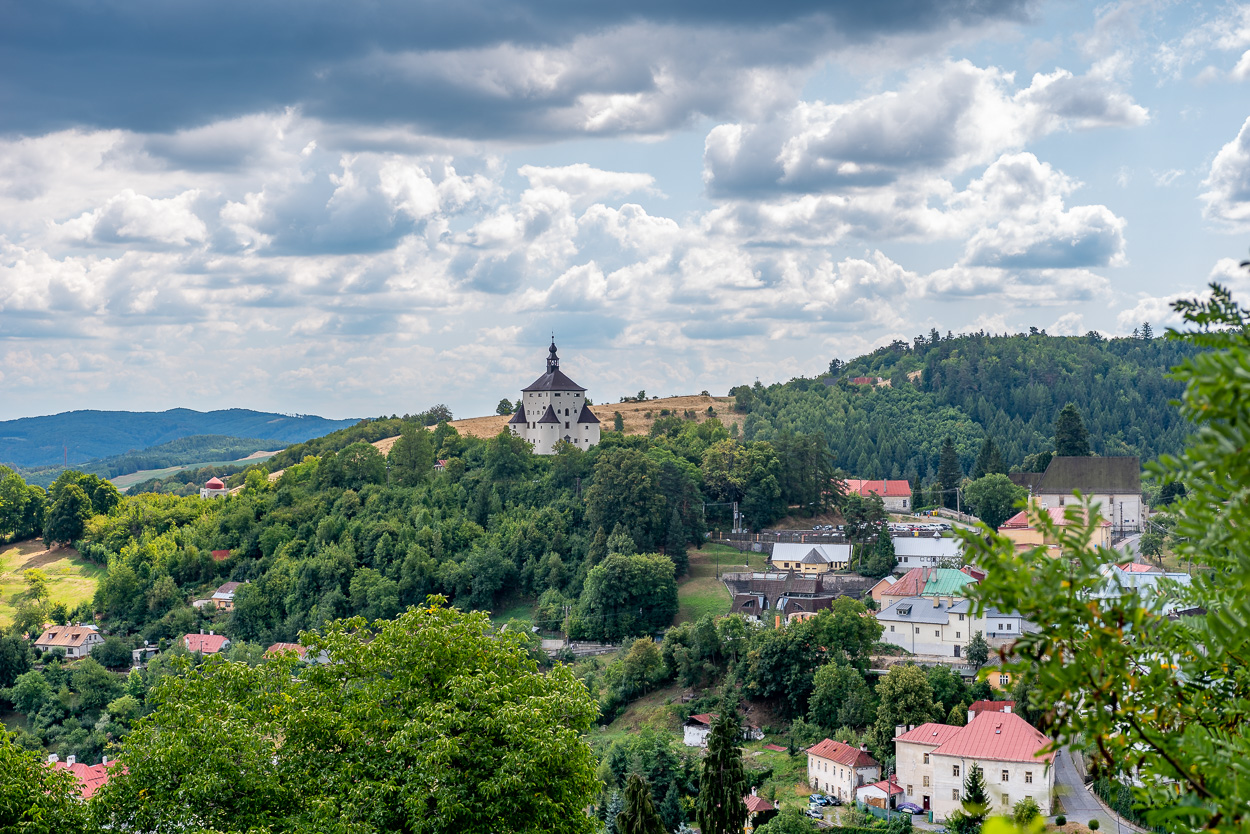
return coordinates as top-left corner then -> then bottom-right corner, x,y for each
0,408 -> 360,470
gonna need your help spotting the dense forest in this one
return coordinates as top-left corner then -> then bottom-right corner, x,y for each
732,330 -> 1194,482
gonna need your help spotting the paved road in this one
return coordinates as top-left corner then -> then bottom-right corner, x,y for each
1114,533 -> 1142,558
1054,747 -> 1124,831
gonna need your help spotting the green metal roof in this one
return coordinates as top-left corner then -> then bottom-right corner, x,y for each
922,569 -> 978,596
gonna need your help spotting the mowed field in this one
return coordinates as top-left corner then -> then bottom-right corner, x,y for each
675,544 -> 768,624
0,540 -> 104,626
111,450 -> 280,491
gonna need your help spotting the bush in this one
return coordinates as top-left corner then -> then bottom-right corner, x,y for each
1089,820 -> 1100,830
1055,815 -> 1066,826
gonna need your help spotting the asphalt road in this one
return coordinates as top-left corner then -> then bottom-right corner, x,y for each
1114,533 -> 1141,558
1054,747 -> 1123,831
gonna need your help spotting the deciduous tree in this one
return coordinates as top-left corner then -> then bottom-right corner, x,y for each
963,474 -> 1026,531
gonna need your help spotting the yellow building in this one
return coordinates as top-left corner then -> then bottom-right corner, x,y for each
999,505 -> 1111,549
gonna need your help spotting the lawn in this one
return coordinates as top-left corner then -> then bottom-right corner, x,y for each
675,544 -> 769,625
0,539 -> 105,626
490,596 -> 536,627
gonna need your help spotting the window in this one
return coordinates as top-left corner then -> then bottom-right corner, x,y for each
923,753 -> 929,764
907,785 -> 913,795
923,776 -> 929,787
952,790 -> 960,800
890,625 -> 895,632
998,623 -> 1004,630
915,627 -> 920,634
1000,674 -> 1010,686
956,631 -> 961,639
1025,772 -> 1033,784
1001,770 -> 1009,782
1002,794 -> 1010,805
953,766 -> 960,777
958,613 -> 965,621
564,408 -> 569,416
935,630 -> 940,637
1006,623 -> 1012,631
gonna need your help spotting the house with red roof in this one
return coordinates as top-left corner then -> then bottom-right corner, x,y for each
968,700 -> 1014,720
47,754 -> 115,799
894,711 -> 1054,819
1000,505 -> 1111,549
744,792 -> 776,830
265,642 -> 308,659
210,581 -> 245,612
199,477 -> 229,499
183,631 -> 231,654
806,738 -> 880,802
841,479 -> 912,512
34,625 -> 103,660
856,773 -> 906,809
681,713 -> 764,747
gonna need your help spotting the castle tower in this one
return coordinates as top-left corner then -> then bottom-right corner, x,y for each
508,339 -> 600,454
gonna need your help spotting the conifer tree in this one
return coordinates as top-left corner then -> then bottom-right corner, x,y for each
617,773 -> 666,834
614,412 -> 625,432
665,507 -> 688,577
947,702 -> 968,727
660,781 -> 686,832
972,437 -> 1004,479
696,700 -> 748,834
937,437 -> 961,510
1054,403 -> 1091,456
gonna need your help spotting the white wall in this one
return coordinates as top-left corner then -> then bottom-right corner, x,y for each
807,754 -> 880,801
1037,492 -> 1142,531
514,389 -> 599,455
930,755 -> 1052,820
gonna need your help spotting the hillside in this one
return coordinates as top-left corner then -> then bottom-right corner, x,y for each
0,408 -> 358,469
0,540 -> 103,627
20,434 -> 282,487
733,332 -> 1196,481
437,394 -> 735,440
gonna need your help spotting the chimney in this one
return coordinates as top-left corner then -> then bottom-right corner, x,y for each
200,628 -> 204,635
102,756 -> 109,765
66,755 -> 76,766
209,630 -> 214,636
48,754 -> 59,764
860,744 -> 868,753
751,787 -> 758,796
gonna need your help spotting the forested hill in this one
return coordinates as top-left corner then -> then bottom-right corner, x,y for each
732,331 -> 1196,482
0,408 -> 359,469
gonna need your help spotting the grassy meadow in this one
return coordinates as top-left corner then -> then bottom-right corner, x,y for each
675,544 -> 768,625
0,539 -> 104,626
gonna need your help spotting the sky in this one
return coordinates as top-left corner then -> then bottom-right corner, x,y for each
2,0 -> 1250,422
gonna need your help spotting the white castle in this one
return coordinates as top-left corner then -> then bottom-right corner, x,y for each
507,339 -> 601,455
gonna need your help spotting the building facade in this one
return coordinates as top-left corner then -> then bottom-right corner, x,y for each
892,536 -> 963,573
1014,456 -> 1143,534
769,542 -> 852,573
507,340 -> 601,455
842,479 -> 912,512
806,738 -> 881,801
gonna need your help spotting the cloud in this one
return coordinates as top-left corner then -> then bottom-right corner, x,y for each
56,189 -> 208,248
1201,116 -> 1250,228
704,59 -> 1146,198
0,1 -> 1030,139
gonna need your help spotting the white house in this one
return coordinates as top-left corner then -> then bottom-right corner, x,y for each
1090,564 -> 1193,616
1023,456 -> 1143,534
895,712 -> 1054,820
806,738 -> 881,802
877,596 -> 1033,657
682,713 -> 764,747
892,536 -> 963,573
34,625 -> 103,659
857,775 -> 905,809
507,340 -> 601,455
769,542 -> 852,573
843,479 -> 912,512
199,477 -> 228,499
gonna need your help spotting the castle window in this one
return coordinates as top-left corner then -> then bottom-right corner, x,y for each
565,408 -> 569,416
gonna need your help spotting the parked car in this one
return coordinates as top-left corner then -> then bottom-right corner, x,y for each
809,794 -> 828,805
827,796 -> 843,806
897,802 -> 923,814
805,808 -> 824,819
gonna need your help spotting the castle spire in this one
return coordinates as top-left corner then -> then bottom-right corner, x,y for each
547,335 -> 559,373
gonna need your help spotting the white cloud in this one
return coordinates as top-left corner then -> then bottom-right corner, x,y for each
1201,116 -> 1250,227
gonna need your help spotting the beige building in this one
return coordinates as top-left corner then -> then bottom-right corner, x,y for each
999,505 -> 1111,549
34,625 -> 104,659
895,712 -> 1054,819
806,738 -> 880,801
769,542 -> 851,573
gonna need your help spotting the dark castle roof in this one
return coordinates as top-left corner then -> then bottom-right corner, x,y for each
537,404 -> 561,424
507,403 -> 527,425
522,340 -> 586,392
576,402 -> 600,424
1035,456 -> 1141,494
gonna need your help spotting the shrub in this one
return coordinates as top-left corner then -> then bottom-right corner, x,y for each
1055,815 -> 1066,826
1088,820 -> 1100,830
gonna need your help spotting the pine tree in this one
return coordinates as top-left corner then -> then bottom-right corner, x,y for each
605,789 -> 624,834
660,780 -> 686,832
947,702 -> 968,727
937,437 -> 961,510
863,527 -> 896,578
962,764 -> 989,820
1140,321 -> 1154,339
972,437 -> 1005,479
1054,403 -> 1091,457
618,773 -> 666,834
607,523 -> 637,556
614,412 -> 625,432
696,700 -> 748,834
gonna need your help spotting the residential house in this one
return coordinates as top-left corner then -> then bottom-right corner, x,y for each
34,625 -> 103,659
968,700 -> 1015,720
982,655 -> 1015,693
892,536 -> 963,573
183,632 -> 231,654
895,712 -> 1054,819
769,542 -> 852,574
878,591 -> 1032,657
1118,562 -> 1162,574
806,738 -> 881,801
199,477 -> 228,499
1020,456 -> 1143,534
877,568 -> 977,608
744,793 -> 776,831
210,581 -> 245,612
999,506 -> 1111,549
265,642 -> 308,660
725,572 -> 875,624
842,479 -> 912,512
47,754 -> 114,799
869,575 -> 898,605
681,713 -> 765,748
857,774 -> 905,809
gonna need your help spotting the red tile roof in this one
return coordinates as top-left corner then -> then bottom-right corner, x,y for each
860,775 -> 905,796
931,711 -> 1054,764
1002,507 -> 1111,529
1118,562 -> 1159,573
34,626 -> 100,650
183,633 -> 230,654
687,713 -> 715,726
968,700 -> 1015,719
763,743 -> 787,752
205,477 -> 225,489
894,722 -> 965,747
843,479 -> 911,498
744,794 -> 776,813
210,549 -> 231,562
50,759 -> 115,799
806,738 -> 879,768
265,642 -> 307,658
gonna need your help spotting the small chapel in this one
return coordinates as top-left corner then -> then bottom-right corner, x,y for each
507,339 -> 601,455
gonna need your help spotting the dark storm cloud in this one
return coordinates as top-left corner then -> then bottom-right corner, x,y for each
0,0 -> 1030,137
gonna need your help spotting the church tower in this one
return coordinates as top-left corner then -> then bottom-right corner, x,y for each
507,339 -> 600,454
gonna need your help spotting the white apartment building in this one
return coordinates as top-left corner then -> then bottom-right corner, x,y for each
806,738 -> 881,802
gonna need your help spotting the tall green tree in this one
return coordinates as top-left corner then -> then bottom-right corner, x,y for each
388,423 -> 436,486
862,527 -> 896,578
696,701 -> 749,834
1053,403 -> 1091,456
965,281 -> 1250,833
963,474 -> 1026,530
972,437 -> 1005,479
871,664 -> 936,753
586,448 -> 667,550
617,773 -> 666,834
965,631 -> 989,670
937,437 -> 962,510
42,483 -> 92,546
569,553 -> 678,642
946,764 -> 989,834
